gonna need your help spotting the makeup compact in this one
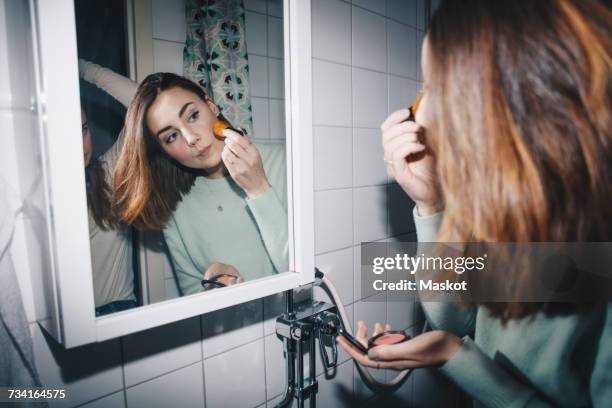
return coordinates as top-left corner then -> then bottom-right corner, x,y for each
338,327 -> 411,354
213,119 -> 245,140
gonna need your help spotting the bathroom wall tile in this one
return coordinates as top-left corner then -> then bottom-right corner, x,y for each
122,317 -> 202,387
264,333 -> 285,399
246,11 -> 268,56
267,16 -> 284,59
386,298 -> 416,332
126,362 -> 205,408
352,68 -> 387,129
416,29 -> 425,82
315,189 -> 353,254
312,0 -> 351,65
152,0 -> 186,43
0,0 -> 35,110
314,126 -> 352,191
268,98 -> 286,140
250,54 -> 269,97
153,40 -> 184,75
312,60 -> 352,127
314,247 -> 354,305
352,0 -> 386,15
245,0 -> 267,14
387,20 -> 418,79
388,74 -> 418,114
387,182 -> 416,237
202,299 -> 263,358
263,292 -> 285,335
386,0 -> 417,27
353,185 -> 388,245
352,293 -> 387,331
316,360 -> 354,408
268,0 -> 283,18
251,96 -> 270,139
205,339 -> 266,408
12,218 -> 51,324
268,57 -> 284,99
352,6 -> 387,72
353,128 -> 387,187
78,391 -> 125,408
416,0 -> 427,30
353,243 -> 371,303
31,324 -> 123,408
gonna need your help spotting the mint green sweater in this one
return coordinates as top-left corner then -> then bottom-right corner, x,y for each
414,208 -> 612,407
164,143 -> 289,295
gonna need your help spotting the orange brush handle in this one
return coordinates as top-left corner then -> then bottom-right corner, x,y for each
213,120 -> 245,140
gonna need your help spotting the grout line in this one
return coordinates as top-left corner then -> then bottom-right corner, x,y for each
119,337 -> 129,408
199,316 -> 207,407
123,360 -> 203,392
151,37 -> 184,45
201,329 -> 264,360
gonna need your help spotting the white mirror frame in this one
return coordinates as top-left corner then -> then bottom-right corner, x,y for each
31,0 -> 313,348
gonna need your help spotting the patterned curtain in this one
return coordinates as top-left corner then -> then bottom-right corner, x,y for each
183,0 -> 253,135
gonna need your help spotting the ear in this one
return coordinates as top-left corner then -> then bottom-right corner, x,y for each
205,96 -> 220,116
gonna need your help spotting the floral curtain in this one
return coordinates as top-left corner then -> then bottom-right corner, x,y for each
183,0 -> 253,135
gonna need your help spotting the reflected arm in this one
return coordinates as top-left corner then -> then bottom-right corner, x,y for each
78,59 -> 138,108
246,143 -> 289,274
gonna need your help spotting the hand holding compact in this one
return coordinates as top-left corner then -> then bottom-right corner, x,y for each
202,262 -> 244,290
221,130 -> 271,199
381,109 -> 442,216
337,320 -> 462,370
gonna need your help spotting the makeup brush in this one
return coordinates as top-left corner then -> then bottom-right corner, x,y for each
213,119 -> 245,140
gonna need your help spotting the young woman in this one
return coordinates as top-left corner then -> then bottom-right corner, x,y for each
82,108 -> 136,316
109,73 -> 288,295
339,0 -> 612,406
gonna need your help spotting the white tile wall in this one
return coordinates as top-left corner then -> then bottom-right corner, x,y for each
353,185 -> 388,244
268,98 -> 285,140
386,0 -> 417,27
353,127 -> 387,187
121,317 -> 202,387
352,67 -> 387,128
387,20 -> 418,79
312,0 -> 351,65
312,60 -> 352,127
315,189 -> 354,254
152,40 -> 184,75
352,0 -> 386,16
204,339 -> 266,408
78,391 -> 125,408
351,6 -> 387,72
152,0 -> 186,43
250,54 -> 270,97
125,362 -> 205,408
246,11 -> 268,56
313,126 -> 353,191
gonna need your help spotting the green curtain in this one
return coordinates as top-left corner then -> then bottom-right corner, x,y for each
183,0 -> 253,135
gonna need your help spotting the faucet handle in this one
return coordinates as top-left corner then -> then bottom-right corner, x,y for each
315,312 -> 340,371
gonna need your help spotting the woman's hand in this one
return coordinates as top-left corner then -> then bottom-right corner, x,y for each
203,262 -> 244,287
337,321 -> 462,370
381,109 -> 443,216
221,130 -> 271,199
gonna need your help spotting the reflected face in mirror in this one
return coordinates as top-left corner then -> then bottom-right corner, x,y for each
146,87 -> 225,172
81,110 -> 92,167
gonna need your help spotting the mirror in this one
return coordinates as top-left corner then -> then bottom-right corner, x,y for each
75,0 -> 289,316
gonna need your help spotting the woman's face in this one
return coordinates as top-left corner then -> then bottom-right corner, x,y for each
146,86 -> 224,170
81,110 -> 92,167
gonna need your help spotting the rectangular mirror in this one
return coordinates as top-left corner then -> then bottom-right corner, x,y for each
32,0 -> 313,348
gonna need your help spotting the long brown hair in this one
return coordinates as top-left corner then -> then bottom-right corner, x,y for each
86,158 -> 116,230
426,0 -> 612,318
112,73 -> 214,230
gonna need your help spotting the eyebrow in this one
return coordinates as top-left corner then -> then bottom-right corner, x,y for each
155,102 -> 194,139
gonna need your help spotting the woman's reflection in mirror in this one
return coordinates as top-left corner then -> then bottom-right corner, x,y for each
110,73 -> 289,295
81,108 -> 137,316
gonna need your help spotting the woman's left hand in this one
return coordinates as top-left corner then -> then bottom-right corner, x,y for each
221,130 -> 271,199
337,321 -> 462,370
